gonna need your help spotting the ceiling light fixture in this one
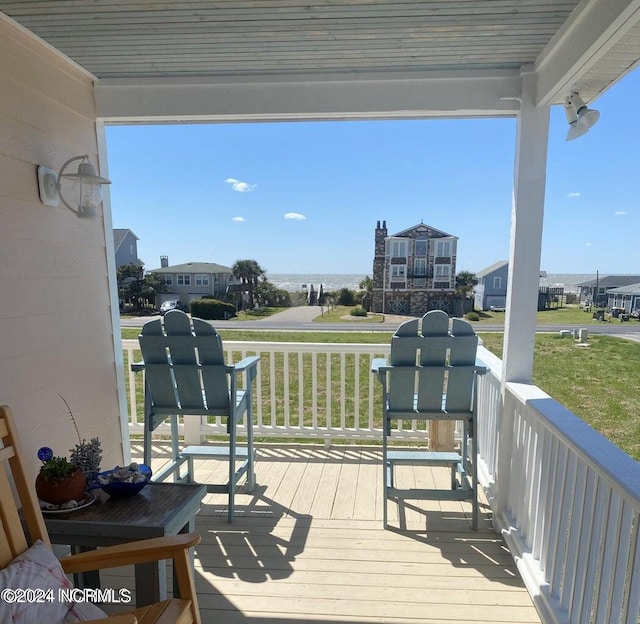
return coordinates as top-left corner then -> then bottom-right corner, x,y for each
564,92 -> 600,141
37,155 -> 111,218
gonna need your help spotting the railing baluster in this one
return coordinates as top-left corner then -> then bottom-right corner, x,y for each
326,352 -> 332,430
354,352 -> 360,431
297,349 -> 304,428
269,348 -> 276,427
283,350 -> 290,429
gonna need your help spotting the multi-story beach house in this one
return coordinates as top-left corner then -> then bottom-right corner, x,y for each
371,220 -> 457,316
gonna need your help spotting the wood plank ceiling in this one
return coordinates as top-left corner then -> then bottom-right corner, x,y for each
2,1 -> 640,121
0,1 -> 582,79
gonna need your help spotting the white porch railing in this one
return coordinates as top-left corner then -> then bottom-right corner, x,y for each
122,338 -> 640,623
475,349 -> 640,624
123,339 -> 429,442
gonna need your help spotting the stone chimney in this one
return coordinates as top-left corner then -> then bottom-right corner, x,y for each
160,255 -> 169,268
372,220 -> 388,312
374,220 -> 388,258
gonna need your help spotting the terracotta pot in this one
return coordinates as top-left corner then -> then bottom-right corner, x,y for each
35,469 -> 87,505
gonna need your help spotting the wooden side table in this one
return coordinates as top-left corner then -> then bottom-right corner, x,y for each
43,482 -> 206,606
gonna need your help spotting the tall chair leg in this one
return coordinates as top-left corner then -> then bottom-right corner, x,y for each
143,387 -> 153,467
470,387 -> 479,531
382,410 -> 389,529
246,406 -> 256,493
228,413 -> 236,523
170,414 -> 180,479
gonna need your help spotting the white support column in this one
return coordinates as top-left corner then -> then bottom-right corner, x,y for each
97,121 -> 132,465
502,70 -> 550,385
496,70 -> 550,519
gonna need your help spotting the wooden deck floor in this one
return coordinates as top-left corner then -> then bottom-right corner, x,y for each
104,443 -> 542,624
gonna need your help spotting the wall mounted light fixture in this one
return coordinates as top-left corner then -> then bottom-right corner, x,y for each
37,155 -> 111,218
564,92 -> 600,141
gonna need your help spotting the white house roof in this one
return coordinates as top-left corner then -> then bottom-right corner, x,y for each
604,282 -> 640,295
149,261 -> 232,274
392,223 -> 455,239
476,260 -> 509,278
2,1 -> 640,123
576,275 -> 640,288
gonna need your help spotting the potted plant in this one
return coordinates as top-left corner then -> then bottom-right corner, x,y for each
35,447 -> 87,505
59,395 -> 102,482
34,395 -> 103,506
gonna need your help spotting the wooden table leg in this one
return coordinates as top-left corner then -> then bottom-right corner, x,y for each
135,561 -> 167,605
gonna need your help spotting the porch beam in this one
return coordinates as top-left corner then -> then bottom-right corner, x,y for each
502,69 -> 550,385
94,71 -> 521,123
535,0 -> 640,106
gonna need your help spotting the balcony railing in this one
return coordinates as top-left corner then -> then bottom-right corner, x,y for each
124,340 -> 403,442
122,339 -> 640,623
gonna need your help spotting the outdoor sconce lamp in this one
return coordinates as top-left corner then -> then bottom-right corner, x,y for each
564,92 -> 600,141
37,155 -> 111,218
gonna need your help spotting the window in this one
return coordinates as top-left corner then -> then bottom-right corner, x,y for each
435,265 -> 450,279
195,274 -> 209,286
177,274 -> 191,286
163,274 -> 173,286
414,258 -> 427,277
391,265 -> 406,278
129,243 -> 135,255
388,239 -> 407,258
493,276 -> 502,289
435,240 -> 452,257
414,238 -> 427,257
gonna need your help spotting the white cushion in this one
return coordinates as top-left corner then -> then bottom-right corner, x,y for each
0,540 -> 107,623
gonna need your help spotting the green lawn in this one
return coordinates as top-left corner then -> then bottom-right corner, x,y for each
312,305 -> 385,323
122,327 -> 640,460
470,304 -> 637,326
479,332 -> 640,459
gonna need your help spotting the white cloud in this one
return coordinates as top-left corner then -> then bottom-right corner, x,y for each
225,178 -> 256,192
284,212 -> 306,220
585,242 -> 592,247
567,192 -> 581,198
614,211 -> 627,216
232,216 -> 245,222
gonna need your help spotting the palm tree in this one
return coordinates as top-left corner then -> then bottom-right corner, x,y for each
455,270 -> 478,299
231,259 -> 265,309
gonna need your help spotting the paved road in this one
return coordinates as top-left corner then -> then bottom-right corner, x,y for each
120,306 -> 640,340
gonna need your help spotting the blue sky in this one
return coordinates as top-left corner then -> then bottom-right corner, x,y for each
106,67 -> 639,276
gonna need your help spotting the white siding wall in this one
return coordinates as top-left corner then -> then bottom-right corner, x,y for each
0,18 -> 124,478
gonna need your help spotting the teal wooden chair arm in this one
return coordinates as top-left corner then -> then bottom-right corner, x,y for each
372,358 -> 488,378
371,357 -> 389,378
231,356 -> 259,372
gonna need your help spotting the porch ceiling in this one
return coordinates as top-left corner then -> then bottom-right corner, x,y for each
2,1 -> 640,121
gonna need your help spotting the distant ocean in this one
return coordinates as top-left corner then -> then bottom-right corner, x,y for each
269,274 -> 367,292
269,273 -> 596,293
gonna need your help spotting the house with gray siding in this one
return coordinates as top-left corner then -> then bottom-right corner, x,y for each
113,229 -> 142,268
605,283 -> 640,314
577,275 -> 640,307
474,260 -> 509,311
149,257 -> 236,304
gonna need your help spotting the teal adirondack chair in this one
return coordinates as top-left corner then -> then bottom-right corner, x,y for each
372,310 -> 486,529
133,310 -> 259,522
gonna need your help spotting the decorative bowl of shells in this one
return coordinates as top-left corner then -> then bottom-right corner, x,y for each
92,463 -> 152,498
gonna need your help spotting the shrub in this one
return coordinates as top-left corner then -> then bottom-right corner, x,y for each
336,288 -> 356,306
466,311 -> 480,321
350,306 -> 368,317
190,298 -> 236,320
